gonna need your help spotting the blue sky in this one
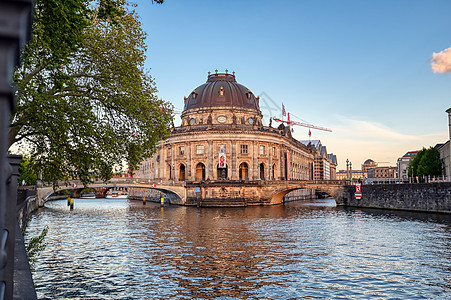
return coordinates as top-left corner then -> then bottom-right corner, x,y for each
134,0 -> 451,170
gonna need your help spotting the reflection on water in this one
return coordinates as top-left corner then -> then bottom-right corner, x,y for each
26,198 -> 451,299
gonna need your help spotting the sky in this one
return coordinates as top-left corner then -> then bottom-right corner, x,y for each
133,0 -> 451,170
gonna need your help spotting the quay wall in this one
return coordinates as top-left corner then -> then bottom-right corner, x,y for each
343,182 -> 451,213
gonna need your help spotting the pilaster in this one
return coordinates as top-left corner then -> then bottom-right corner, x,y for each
231,140 -> 236,180
208,140 -> 213,180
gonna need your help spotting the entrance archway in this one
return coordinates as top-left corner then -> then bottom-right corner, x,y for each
239,162 -> 248,180
179,164 -> 186,181
217,164 -> 228,180
195,163 -> 206,181
259,162 -> 265,180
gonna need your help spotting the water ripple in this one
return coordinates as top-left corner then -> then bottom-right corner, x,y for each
25,198 -> 451,299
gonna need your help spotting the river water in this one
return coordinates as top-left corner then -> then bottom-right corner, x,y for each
25,198 -> 451,299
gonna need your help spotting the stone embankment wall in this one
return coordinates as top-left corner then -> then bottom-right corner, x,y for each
343,182 -> 451,213
17,187 -> 39,230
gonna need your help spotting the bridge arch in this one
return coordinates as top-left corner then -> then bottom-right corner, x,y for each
266,181 -> 346,205
37,180 -> 188,206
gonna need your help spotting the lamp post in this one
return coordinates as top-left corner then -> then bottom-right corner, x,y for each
411,166 -> 414,184
346,158 -> 349,180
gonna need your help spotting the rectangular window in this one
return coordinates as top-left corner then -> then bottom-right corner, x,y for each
259,145 -> 265,155
179,146 -> 185,155
168,148 -> 172,156
240,144 -> 248,154
272,147 -> 276,156
196,145 -> 205,155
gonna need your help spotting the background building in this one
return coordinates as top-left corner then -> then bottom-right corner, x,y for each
336,169 -> 365,181
300,140 -> 337,180
396,151 -> 419,183
437,108 -> 451,178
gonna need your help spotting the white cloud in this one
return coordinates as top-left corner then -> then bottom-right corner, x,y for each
431,47 -> 451,73
332,116 -> 420,141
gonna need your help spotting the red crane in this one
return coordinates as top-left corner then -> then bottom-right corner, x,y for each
272,116 -> 332,132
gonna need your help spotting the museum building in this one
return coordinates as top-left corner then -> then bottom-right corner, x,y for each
133,72 -> 336,204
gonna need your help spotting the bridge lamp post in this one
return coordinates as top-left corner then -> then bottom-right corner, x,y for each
346,159 -> 349,180
172,164 -> 175,182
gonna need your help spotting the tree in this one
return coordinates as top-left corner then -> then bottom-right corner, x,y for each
18,156 -> 37,186
408,147 -> 442,181
10,1 -> 172,187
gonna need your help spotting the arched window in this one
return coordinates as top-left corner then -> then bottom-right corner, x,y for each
195,163 -> 205,181
259,162 -> 265,180
179,164 -> 186,181
217,164 -> 228,180
239,162 -> 248,180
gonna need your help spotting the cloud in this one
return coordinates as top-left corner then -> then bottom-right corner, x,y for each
292,115 -> 448,169
431,47 -> 451,73
332,115 -> 420,141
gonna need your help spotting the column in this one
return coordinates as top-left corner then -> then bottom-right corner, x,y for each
171,146 -> 174,181
208,140 -> 213,180
159,141 -> 166,180
231,140 -> 236,180
269,144 -> 273,180
186,141 -> 191,180
252,141 -> 257,180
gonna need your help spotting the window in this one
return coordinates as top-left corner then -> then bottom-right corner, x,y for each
259,145 -> 265,155
240,144 -> 248,154
272,147 -> 276,156
196,145 -> 205,155
168,148 -> 172,157
179,146 -> 185,155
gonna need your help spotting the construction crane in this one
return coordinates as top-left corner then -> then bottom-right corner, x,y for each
272,116 -> 332,132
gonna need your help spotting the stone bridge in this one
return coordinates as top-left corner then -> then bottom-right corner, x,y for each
37,178 -> 349,207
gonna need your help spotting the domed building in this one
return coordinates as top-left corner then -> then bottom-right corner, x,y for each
133,72 -> 324,205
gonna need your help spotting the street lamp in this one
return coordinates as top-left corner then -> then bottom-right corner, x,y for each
346,158 -> 349,180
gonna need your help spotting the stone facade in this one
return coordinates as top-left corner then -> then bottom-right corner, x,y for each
133,72 -> 335,205
343,182 -> 451,213
396,151 -> 419,183
136,73 -> 315,184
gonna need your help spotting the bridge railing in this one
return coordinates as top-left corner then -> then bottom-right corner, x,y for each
38,177 -> 187,189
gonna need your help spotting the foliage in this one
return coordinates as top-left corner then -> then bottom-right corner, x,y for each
408,147 -> 442,181
10,0 -> 172,187
26,226 -> 49,272
18,155 -> 37,186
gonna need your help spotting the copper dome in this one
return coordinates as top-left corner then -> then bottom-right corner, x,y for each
183,73 -> 260,111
